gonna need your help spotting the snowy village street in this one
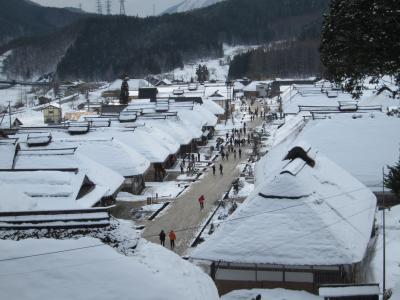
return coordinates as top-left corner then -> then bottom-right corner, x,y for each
143,103 -> 264,255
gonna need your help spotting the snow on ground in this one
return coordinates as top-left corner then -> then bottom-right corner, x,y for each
0,85 -> 36,107
117,181 -> 189,202
228,177 -> 254,199
221,288 -> 322,300
163,44 -> 259,82
367,205 -> 400,293
0,237 -> 219,300
131,203 -> 167,220
359,90 -> 400,111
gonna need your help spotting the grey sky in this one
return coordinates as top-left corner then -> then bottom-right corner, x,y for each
31,0 -> 182,16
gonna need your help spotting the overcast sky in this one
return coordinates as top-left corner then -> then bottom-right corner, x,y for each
31,0 -> 182,16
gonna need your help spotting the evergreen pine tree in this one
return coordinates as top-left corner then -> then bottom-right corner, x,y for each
384,154 -> 400,197
320,0 -> 400,99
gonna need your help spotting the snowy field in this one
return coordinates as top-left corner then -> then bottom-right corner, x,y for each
163,44 -> 259,82
0,85 -> 36,108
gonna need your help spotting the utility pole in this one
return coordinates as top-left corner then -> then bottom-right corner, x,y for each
119,0 -> 126,15
106,0 -> 111,15
8,101 -> 11,129
97,0 -> 103,14
382,167 -> 386,299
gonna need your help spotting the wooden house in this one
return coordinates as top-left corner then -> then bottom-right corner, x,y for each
43,103 -> 62,124
190,144 -> 377,295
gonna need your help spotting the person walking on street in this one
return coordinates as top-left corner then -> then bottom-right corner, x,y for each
239,148 -> 242,159
169,230 -> 176,250
180,162 -> 184,173
198,194 -> 205,210
234,149 -> 237,160
159,230 -> 166,247
220,164 -> 223,175
226,151 -> 229,160
212,164 -> 216,175
197,152 -> 200,162
221,151 -> 225,160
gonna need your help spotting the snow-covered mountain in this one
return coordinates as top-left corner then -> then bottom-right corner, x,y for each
163,0 -> 225,14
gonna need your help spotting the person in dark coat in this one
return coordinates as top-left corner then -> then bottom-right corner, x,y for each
219,164 -> 223,175
239,148 -> 242,159
197,152 -> 200,162
212,164 -> 216,175
159,230 -> 166,247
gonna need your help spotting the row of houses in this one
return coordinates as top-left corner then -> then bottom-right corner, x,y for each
0,96 -> 224,230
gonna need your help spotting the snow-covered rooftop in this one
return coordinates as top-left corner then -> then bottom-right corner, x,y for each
143,119 -> 193,146
202,98 -> 225,115
0,170 -> 107,211
19,138 -> 150,177
0,139 -> 17,169
191,147 -> 377,266
13,148 -> 124,198
280,113 -> 400,190
243,81 -> 271,92
0,237 -> 219,300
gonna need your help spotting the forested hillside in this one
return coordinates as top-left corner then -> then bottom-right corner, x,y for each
228,19 -> 324,79
2,0 -> 329,81
0,0 -> 85,47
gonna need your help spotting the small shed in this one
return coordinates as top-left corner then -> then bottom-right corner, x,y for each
43,103 -> 62,124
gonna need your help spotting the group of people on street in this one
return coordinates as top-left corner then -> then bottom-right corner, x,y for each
211,164 -> 223,176
179,152 -> 202,173
159,229 -> 176,250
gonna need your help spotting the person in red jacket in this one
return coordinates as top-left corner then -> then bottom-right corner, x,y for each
198,194 -> 205,210
169,230 -> 176,250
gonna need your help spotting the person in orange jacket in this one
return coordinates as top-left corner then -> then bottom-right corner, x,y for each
169,230 -> 176,250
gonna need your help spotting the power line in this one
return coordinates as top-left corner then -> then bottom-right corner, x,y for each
0,243 -> 105,262
0,187 -> 373,264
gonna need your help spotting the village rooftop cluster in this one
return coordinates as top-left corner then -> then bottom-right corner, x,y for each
0,76 -> 399,300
